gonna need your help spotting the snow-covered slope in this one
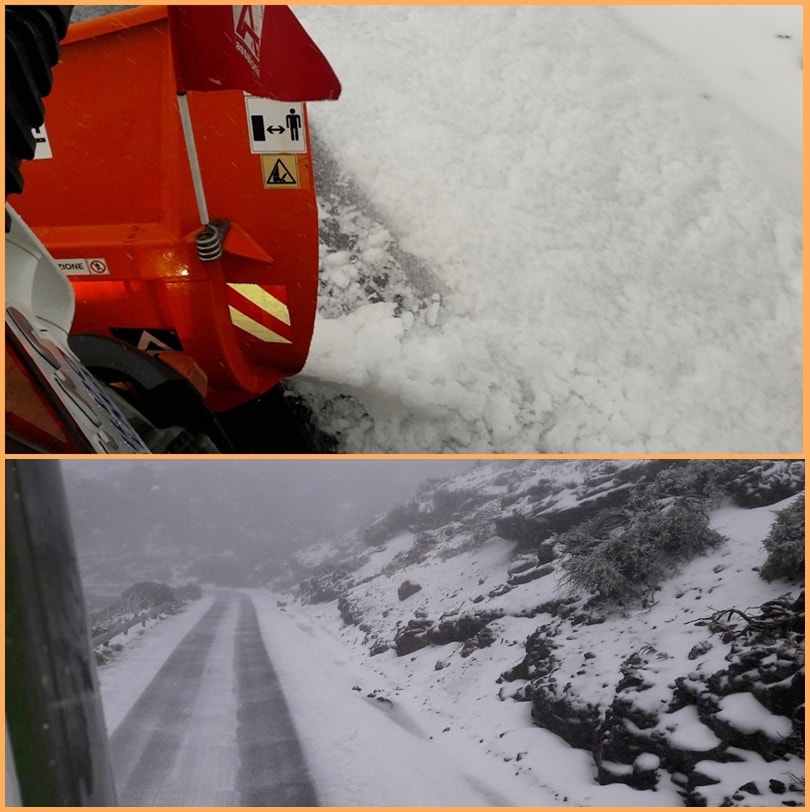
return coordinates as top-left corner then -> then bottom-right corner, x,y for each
278,460 -> 804,806
289,5 -> 802,452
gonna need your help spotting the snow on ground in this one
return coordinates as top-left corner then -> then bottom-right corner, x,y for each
249,590 -> 547,806
93,492 -> 802,805
95,589 -> 545,805
95,593 -> 215,734
283,495 -> 804,806
613,5 -> 802,152
291,5 -> 802,452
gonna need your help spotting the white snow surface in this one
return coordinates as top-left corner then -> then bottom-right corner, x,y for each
96,479 -> 804,806
715,693 -> 793,739
290,5 -> 802,452
249,589 -> 545,806
97,591 -> 546,805
96,594 -> 217,734
278,493 -> 803,806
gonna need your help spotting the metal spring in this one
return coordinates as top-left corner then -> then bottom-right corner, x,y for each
195,223 -> 223,262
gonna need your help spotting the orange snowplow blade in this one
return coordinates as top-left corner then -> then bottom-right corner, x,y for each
15,6 -> 325,412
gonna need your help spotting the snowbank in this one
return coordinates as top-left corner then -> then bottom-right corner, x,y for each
292,5 -> 801,452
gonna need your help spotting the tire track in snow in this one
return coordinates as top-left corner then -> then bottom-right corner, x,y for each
235,594 -> 318,806
108,597 -> 233,804
105,593 -> 318,805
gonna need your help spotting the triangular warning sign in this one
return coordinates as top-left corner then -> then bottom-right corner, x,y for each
137,330 -> 178,353
266,158 -> 297,185
111,327 -> 184,353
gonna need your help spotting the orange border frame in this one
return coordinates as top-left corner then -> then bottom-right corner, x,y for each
2,4 -> 807,812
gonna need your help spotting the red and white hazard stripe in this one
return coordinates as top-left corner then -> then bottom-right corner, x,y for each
226,282 -> 292,344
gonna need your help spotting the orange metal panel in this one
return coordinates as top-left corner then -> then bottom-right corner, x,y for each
17,6 -> 321,412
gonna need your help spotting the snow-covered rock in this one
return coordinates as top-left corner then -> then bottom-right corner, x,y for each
283,459 -> 804,806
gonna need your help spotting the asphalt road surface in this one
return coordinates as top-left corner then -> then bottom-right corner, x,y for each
108,593 -> 317,806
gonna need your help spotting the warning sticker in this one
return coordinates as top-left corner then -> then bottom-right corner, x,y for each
226,283 -> 292,343
32,125 -> 53,160
55,257 -> 109,276
245,97 -> 306,154
261,154 -> 300,189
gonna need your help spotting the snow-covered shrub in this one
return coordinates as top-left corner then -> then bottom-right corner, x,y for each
120,581 -> 175,612
653,500 -> 727,561
728,461 -> 805,507
558,540 -> 627,599
759,494 -> 804,582
557,499 -> 726,604
635,460 -> 803,509
636,460 -> 751,504
297,570 -> 352,604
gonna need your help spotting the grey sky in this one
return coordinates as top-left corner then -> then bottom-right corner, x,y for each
60,459 -> 474,570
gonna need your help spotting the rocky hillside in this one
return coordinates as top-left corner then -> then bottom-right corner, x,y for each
280,460 -> 804,806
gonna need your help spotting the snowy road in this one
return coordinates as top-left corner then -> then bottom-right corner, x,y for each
107,593 -> 317,806
101,591 -> 555,805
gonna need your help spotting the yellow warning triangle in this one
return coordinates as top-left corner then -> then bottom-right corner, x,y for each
266,158 -> 296,185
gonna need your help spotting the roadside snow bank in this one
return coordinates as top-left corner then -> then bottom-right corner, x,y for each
293,5 -> 801,453
96,594 -> 215,734
247,589 -> 551,806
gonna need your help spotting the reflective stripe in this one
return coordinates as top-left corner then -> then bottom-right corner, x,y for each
227,283 -> 290,325
226,283 -> 293,344
228,306 -> 291,344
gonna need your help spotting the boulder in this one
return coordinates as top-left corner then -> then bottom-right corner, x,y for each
460,625 -> 497,657
508,564 -> 554,587
493,513 -> 549,549
393,618 -> 433,656
393,611 -> 503,657
397,580 -> 422,601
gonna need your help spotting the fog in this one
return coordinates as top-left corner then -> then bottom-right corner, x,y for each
60,459 -> 473,586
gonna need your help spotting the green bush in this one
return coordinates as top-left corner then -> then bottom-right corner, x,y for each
635,460 -> 751,504
557,499 -> 726,604
760,495 -> 805,582
120,581 -> 175,612
728,461 -> 805,508
636,460 -> 804,509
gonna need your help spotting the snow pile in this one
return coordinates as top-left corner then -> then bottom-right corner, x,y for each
289,5 -> 801,452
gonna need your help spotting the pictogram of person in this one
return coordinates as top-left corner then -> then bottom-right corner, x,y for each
286,108 -> 301,141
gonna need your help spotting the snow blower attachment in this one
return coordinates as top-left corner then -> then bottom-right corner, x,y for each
11,5 -> 341,450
